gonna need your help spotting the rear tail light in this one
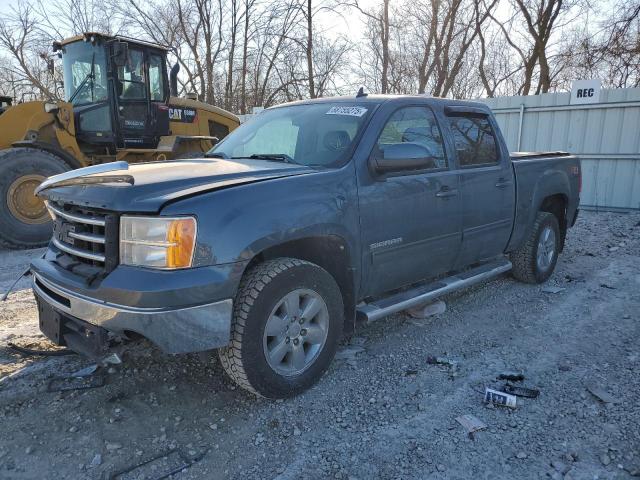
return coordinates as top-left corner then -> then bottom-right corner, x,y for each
570,165 -> 581,193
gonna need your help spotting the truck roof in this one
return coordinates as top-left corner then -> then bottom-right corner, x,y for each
270,94 -> 492,112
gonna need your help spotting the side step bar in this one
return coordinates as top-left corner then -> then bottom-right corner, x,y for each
357,258 -> 512,323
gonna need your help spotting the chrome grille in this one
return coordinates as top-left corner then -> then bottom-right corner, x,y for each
47,202 -> 117,272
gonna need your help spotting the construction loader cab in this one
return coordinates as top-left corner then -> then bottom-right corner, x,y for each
56,34 -> 171,152
0,32 -> 238,250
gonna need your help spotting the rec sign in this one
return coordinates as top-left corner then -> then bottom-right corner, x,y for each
570,79 -> 601,105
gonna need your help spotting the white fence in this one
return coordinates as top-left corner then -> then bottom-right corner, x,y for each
478,88 -> 640,211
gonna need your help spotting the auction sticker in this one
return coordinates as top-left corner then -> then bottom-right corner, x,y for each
326,106 -> 368,117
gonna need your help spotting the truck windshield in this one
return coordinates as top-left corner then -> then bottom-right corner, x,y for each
62,42 -> 108,106
209,103 -> 373,167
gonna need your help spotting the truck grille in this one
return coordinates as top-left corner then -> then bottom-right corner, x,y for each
47,202 -> 119,275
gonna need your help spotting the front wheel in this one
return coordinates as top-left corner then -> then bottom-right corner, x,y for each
219,258 -> 343,398
0,148 -> 70,249
510,211 -> 560,284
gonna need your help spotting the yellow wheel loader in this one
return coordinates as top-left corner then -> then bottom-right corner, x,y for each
0,33 -> 239,249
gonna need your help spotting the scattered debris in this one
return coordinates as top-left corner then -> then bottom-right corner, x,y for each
101,353 -> 123,365
503,383 -> 540,398
516,451 -> 528,459
426,356 -> 460,379
109,449 -> 205,480
600,283 -> 616,290
586,385 -> 619,404
69,364 -> 99,378
334,345 -> 365,362
404,369 -> 418,377
7,342 -> 75,357
90,454 -> 102,467
484,388 -> 517,408
455,414 -> 487,439
542,286 -> 565,294
47,367 -> 106,392
497,372 -> 524,382
406,300 -> 446,319
600,453 -> 611,466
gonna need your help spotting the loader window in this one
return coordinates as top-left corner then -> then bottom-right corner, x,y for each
149,54 -> 165,102
118,49 -> 146,100
62,42 -> 108,105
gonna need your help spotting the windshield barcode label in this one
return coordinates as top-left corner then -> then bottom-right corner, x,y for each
326,106 -> 368,117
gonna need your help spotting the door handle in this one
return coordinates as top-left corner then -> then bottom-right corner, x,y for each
495,179 -> 512,188
435,187 -> 458,198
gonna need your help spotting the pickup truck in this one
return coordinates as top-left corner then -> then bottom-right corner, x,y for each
30,94 -> 581,398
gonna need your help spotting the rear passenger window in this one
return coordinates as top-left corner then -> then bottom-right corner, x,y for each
376,106 -> 447,169
448,116 -> 498,166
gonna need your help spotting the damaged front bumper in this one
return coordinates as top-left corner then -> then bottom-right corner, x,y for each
33,272 -> 233,355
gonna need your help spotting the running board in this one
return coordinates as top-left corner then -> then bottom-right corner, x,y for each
357,258 -> 512,323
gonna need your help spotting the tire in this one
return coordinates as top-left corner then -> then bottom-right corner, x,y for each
219,258 -> 344,398
510,211 -> 560,284
0,148 -> 70,249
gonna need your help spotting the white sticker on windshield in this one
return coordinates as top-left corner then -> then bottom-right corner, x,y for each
326,106 -> 368,117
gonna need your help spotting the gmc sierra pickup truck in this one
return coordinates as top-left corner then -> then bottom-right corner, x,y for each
30,94 -> 580,398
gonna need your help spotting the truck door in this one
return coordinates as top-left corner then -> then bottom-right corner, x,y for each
358,105 -> 462,297
445,112 -> 515,269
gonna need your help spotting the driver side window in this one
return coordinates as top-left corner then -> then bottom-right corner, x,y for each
376,106 -> 447,169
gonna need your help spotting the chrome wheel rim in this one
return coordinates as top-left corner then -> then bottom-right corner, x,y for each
263,288 -> 329,377
536,226 -> 556,271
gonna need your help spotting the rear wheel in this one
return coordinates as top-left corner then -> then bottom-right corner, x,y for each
0,148 -> 70,249
510,211 -> 560,284
219,258 -> 343,398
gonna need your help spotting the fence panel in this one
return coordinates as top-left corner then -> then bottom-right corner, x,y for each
478,88 -> 640,210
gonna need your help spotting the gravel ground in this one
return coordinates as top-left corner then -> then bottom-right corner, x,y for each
0,210 -> 638,480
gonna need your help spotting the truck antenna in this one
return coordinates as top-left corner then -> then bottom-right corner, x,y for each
356,87 -> 368,98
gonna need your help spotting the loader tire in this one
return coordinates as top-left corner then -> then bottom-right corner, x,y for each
0,148 -> 70,249
219,258 -> 343,398
510,211 -> 560,284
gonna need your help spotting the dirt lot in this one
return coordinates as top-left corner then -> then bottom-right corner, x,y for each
0,210 -> 639,480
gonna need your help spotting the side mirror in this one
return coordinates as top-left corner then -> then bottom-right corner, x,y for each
370,143 -> 435,174
112,41 -> 128,67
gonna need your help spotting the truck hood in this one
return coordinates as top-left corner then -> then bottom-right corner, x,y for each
41,158 -> 316,212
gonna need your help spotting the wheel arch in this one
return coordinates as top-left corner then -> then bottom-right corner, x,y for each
538,193 -> 568,251
243,235 -> 357,335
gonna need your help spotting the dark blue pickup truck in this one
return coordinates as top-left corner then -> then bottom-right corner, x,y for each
30,94 -> 580,398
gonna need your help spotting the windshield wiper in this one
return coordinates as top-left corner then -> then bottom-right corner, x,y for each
69,52 -> 95,103
204,151 -> 228,159
232,153 -> 296,164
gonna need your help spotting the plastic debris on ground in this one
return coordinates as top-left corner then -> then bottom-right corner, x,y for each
541,286 -> 565,294
455,414 -> 487,439
47,364 -> 105,392
586,385 -> 619,404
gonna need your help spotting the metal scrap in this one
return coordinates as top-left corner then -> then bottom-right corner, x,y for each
110,449 -> 206,480
47,365 -> 105,392
427,356 -> 460,378
8,342 -> 76,357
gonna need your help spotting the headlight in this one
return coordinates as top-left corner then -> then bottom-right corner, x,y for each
120,216 -> 197,269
